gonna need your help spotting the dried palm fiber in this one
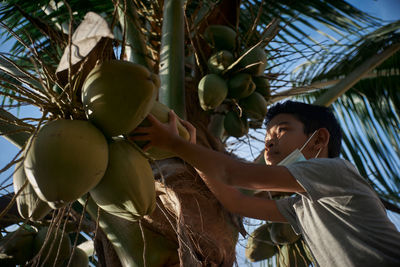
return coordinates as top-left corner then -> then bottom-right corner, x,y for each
142,158 -> 240,266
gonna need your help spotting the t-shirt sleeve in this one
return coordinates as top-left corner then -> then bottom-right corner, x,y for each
275,195 -> 301,234
285,158 -> 355,201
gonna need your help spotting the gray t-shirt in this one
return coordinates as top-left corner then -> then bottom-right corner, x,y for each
275,157 -> 400,267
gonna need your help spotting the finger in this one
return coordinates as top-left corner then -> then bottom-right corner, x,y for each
131,127 -> 151,134
147,113 -> 161,126
168,110 -> 177,126
128,134 -> 151,141
142,142 -> 153,152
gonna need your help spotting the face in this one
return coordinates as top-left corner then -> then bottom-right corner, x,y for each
264,113 -> 311,165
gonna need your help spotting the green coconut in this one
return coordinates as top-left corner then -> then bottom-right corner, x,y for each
239,92 -> 268,120
33,227 -> 71,267
270,222 -> 300,245
278,242 -> 312,267
245,223 -> 277,262
207,50 -> 234,74
13,161 -> 52,221
204,25 -> 237,51
198,74 -> 228,111
227,73 -> 256,99
224,110 -> 249,138
239,46 -> 267,75
82,60 -> 159,137
90,139 -> 156,221
133,101 -> 190,160
24,119 -> 108,209
68,247 -> 89,267
252,76 -> 271,97
0,227 -> 36,265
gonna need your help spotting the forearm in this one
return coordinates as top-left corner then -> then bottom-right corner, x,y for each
167,136 -> 240,185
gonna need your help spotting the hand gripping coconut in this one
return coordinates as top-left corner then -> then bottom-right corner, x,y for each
132,101 -> 190,160
82,60 -> 159,137
24,119 -> 108,209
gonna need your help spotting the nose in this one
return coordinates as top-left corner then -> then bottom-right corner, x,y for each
265,138 -> 274,150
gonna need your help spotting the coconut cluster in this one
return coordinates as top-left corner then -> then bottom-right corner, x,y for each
9,59 -> 190,266
198,25 -> 271,138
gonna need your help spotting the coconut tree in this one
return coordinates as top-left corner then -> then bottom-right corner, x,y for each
0,0 -> 399,266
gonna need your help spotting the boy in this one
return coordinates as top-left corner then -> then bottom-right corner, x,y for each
131,100 -> 400,266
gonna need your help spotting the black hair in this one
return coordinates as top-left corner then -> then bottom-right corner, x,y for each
265,100 -> 342,158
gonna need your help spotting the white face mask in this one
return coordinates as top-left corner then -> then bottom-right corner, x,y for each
277,130 -> 322,166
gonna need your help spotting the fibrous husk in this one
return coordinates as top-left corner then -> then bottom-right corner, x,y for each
24,119 -> 108,209
0,227 -> 36,265
13,161 -> 51,221
224,110 -> 249,138
82,60 -> 159,137
227,73 -> 256,99
270,222 -> 300,245
204,25 -> 237,51
198,74 -> 228,111
207,50 -> 234,74
143,158 -> 240,266
133,101 -> 190,160
239,92 -> 268,120
33,226 -> 71,267
90,139 -> 156,221
245,223 -> 277,262
252,76 -> 271,98
238,46 -> 267,75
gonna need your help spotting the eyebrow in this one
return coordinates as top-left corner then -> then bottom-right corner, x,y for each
267,121 -> 291,131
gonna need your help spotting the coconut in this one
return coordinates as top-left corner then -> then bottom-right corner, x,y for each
0,227 -> 36,265
238,46 -> 267,75
239,92 -> 268,120
227,73 -> 256,99
69,247 -> 89,267
278,242 -> 312,267
207,50 -> 234,74
204,25 -> 237,51
252,76 -> 271,97
270,222 -> 300,245
24,119 -> 108,209
33,227 -> 71,267
13,161 -> 52,221
133,101 -> 190,160
90,139 -> 156,221
198,74 -> 228,111
82,60 -> 159,137
224,110 -> 249,138
245,223 -> 277,262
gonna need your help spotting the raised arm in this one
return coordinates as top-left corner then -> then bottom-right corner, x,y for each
130,111 -> 302,221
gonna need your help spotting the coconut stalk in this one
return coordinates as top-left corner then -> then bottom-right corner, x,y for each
313,41 -> 400,107
159,0 -> 185,118
117,0 -> 152,68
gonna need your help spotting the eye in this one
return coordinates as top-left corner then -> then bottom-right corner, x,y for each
278,127 -> 287,133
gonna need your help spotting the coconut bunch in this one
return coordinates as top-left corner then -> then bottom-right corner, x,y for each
4,12 -> 189,267
198,25 -> 271,138
245,222 -> 313,265
0,225 -> 89,267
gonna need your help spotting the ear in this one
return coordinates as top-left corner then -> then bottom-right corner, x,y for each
314,128 -> 330,152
